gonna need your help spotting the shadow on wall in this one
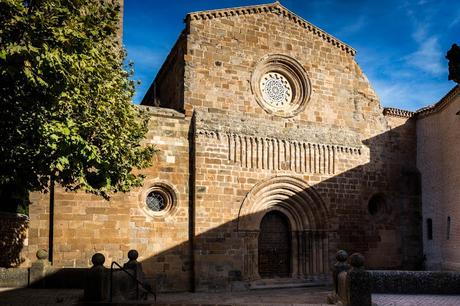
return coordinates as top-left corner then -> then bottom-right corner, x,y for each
152,121 -> 423,291
0,212 -> 29,268
0,121 -> 424,295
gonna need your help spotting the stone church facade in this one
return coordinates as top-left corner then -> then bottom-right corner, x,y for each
24,2 -> 459,292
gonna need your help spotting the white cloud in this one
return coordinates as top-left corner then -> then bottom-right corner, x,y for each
411,24 -> 427,42
126,45 -> 166,68
335,16 -> 367,38
449,9 -> 460,28
406,36 -> 444,75
371,78 -> 452,111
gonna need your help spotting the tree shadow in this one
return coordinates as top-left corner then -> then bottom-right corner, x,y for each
0,212 -> 28,268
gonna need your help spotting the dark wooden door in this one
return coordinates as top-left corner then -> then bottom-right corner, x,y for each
258,211 -> 291,278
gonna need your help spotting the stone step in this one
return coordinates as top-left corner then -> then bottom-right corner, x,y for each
78,303 -> 327,306
249,278 -> 331,290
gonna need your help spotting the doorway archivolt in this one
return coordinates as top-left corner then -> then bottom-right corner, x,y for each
237,176 -> 330,280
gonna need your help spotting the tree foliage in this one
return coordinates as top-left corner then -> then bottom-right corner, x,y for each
0,0 -> 156,209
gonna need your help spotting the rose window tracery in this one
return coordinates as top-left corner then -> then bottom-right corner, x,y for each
260,72 -> 292,107
251,54 -> 311,117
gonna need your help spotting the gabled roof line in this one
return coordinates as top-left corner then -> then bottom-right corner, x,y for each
382,85 -> 460,119
186,1 -> 356,56
416,85 -> 460,118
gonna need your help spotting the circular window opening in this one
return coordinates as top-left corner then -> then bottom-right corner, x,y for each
142,183 -> 176,217
146,191 -> 166,212
251,54 -> 311,118
368,193 -> 387,216
260,72 -> 293,107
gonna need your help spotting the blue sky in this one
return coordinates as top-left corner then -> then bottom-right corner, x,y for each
123,0 -> 459,111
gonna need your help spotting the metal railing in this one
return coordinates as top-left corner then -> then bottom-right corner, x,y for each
109,261 -> 157,302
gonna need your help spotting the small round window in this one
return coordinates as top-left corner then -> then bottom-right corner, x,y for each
142,183 -> 176,217
146,191 -> 166,212
368,193 -> 391,221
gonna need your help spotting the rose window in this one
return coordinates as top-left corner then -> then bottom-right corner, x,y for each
251,54 -> 311,117
260,72 -> 292,107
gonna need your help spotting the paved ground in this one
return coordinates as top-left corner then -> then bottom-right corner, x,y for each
0,287 -> 331,305
0,288 -> 82,306
156,286 -> 330,305
2,287 -> 460,305
373,293 -> 460,306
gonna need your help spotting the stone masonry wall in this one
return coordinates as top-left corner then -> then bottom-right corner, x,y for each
142,35 -> 186,111
417,86 -> 460,270
27,107 -> 192,292
181,7 -> 420,290
183,10 -> 385,140
25,3 -> 422,292
380,115 -> 422,269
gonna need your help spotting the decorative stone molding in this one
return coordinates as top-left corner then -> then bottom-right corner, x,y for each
237,176 -> 331,279
237,176 -> 328,232
225,133 -> 360,174
383,108 -> 414,118
136,105 -> 185,119
195,110 -> 363,149
196,128 -> 362,175
196,129 -> 221,140
186,2 -> 356,56
251,54 -> 311,117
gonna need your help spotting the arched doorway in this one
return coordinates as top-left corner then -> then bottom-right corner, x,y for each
238,176 -> 330,281
258,211 -> 291,278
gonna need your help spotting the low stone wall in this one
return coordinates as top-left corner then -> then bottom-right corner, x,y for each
0,250 -> 87,289
31,267 -> 87,289
370,270 -> 460,294
0,213 -> 29,268
0,268 -> 29,287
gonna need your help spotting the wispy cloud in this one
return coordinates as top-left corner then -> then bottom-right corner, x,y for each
125,46 -> 167,104
449,17 -> 460,28
406,35 -> 444,75
449,8 -> 460,28
402,4 -> 444,76
126,45 -> 166,68
371,78 -> 452,111
335,16 -> 367,38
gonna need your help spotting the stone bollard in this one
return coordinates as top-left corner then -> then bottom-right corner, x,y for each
29,249 -> 50,288
123,249 -> 140,271
122,249 -> 140,300
122,249 -> 152,300
84,253 -> 109,301
346,253 -> 371,306
327,250 -> 350,304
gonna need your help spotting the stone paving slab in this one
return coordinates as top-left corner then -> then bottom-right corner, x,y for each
3,287 -> 460,306
0,288 -> 83,306
373,293 -> 460,306
154,287 -> 330,305
0,287 -> 330,306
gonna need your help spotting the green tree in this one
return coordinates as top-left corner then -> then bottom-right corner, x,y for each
0,0 -> 156,212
